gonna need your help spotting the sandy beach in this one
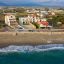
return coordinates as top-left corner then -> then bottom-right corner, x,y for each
0,32 -> 64,47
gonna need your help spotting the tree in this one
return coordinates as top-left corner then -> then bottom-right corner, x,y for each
15,8 -> 26,13
32,22 -> 40,29
47,14 -> 64,28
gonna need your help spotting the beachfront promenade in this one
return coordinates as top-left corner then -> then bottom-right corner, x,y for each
0,32 -> 64,47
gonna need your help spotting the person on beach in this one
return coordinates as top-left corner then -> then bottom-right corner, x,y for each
16,33 -> 18,36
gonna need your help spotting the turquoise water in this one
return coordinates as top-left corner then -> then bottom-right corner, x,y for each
0,44 -> 64,64
0,50 -> 64,64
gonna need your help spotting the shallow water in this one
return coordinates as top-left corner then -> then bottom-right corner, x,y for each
0,44 -> 64,64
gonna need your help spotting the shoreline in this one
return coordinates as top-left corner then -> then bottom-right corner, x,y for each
0,32 -> 64,48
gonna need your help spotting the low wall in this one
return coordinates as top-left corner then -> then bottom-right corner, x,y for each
0,32 -> 64,47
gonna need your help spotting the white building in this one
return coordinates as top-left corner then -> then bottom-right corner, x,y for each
5,13 -> 17,26
28,15 -> 37,22
19,17 -> 30,25
19,14 -> 38,25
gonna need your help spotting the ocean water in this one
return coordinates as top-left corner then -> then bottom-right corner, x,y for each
0,44 -> 64,64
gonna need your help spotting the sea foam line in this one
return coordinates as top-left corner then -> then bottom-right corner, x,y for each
0,44 -> 64,52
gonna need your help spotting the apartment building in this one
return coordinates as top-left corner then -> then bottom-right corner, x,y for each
5,13 -> 18,28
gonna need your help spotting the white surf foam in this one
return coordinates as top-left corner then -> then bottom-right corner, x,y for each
0,44 -> 64,53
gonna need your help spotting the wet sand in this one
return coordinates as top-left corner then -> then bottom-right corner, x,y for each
0,32 -> 64,47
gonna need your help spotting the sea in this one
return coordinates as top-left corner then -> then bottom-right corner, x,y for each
0,44 -> 64,64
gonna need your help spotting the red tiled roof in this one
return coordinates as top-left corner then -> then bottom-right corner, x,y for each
37,21 -> 49,26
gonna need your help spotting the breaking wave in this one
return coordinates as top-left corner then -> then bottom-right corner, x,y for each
0,44 -> 64,53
